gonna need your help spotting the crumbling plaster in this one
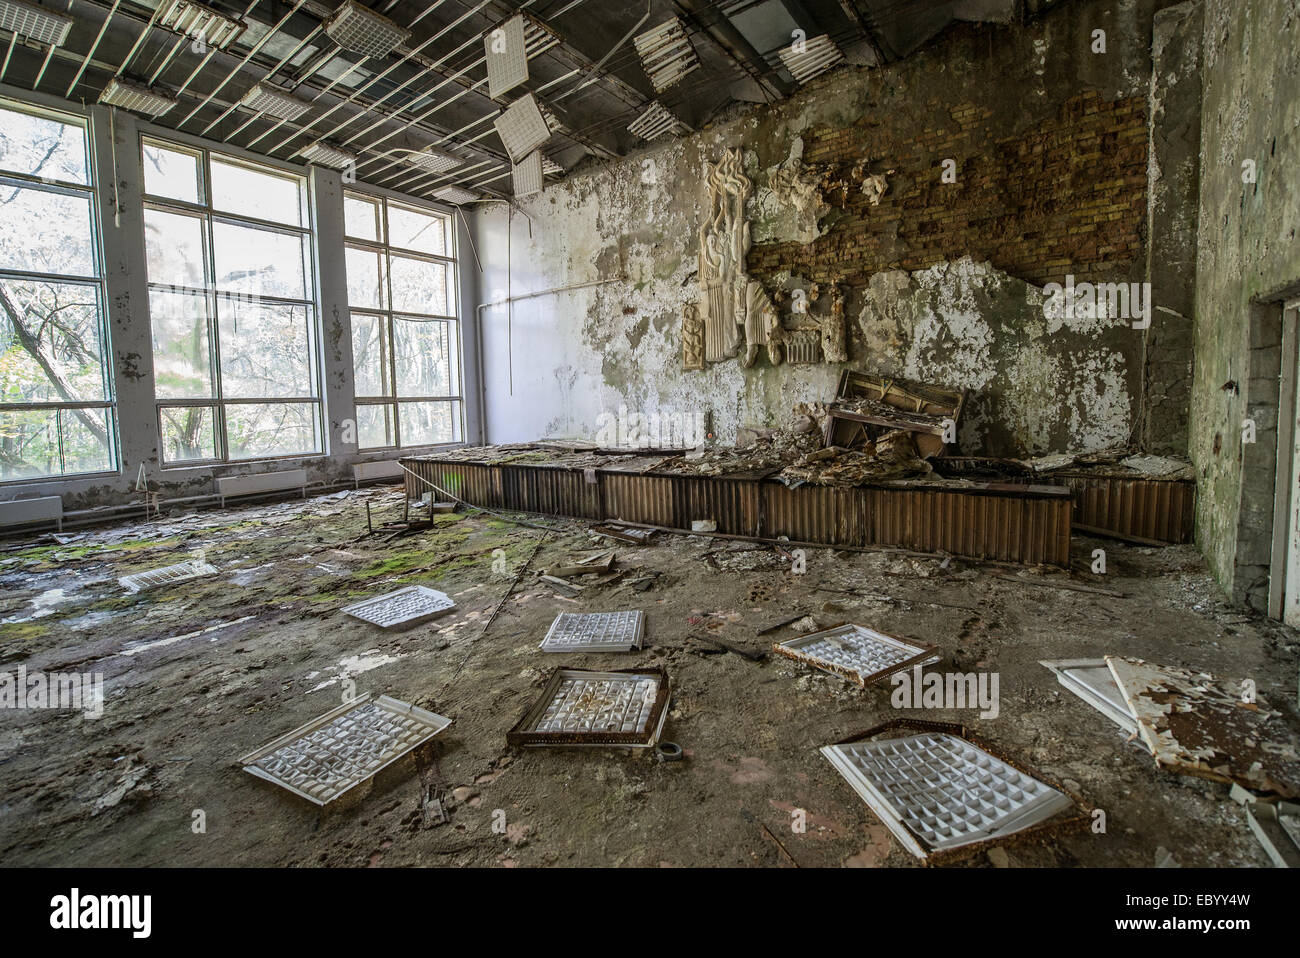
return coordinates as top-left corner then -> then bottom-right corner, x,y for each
473,0 -> 1180,456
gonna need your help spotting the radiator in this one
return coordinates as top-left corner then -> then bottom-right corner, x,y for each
0,495 -> 63,530
215,469 -> 307,505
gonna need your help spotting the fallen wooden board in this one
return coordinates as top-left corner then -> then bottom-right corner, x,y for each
1107,656 -> 1300,797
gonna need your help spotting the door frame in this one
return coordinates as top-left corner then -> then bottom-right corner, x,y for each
1269,298 -> 1300,619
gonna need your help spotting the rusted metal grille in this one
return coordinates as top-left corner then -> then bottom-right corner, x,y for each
403,456 -> 1073,567
1061,474 -> 1195,544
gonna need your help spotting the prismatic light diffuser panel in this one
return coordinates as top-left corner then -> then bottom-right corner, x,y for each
821,732 -> 1074,859
299,139 -> 357,170
99,78 -> 179,117
779,34 -> 845,85
240,694 -> 451,806
539,611 -> 645,653
0,0 -> 72,45
405,146 -> 463,174
494,93 -> 550,163
433,186 -> 478,205
485,14 -> 529,100
119,557 -> 217,592
156,0 -> 246,50
507,668 -> 670,748
239,83 -> 310,122
627,102 -> 685,142
324,0 -> 411,58
775,624 -> 939,688
633,18 -> 699,93
342,586 -> 455,630
512,150 -> 544,197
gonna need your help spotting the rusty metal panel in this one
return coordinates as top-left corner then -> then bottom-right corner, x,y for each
603,473 -> 675,526
1064,475 -> 1195,543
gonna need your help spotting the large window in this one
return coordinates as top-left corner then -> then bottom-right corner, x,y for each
0,100 -> 115,481
344,190 -> 462,450
142,137 -> 322,465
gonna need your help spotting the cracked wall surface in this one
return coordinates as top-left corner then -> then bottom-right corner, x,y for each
472,0 -> 1183,458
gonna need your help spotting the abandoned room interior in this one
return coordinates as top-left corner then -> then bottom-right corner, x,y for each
0,0 -> 1298,881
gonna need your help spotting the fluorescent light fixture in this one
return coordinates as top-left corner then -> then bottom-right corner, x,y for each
541,156 -> 563,177
238,82 -> 310,121
512,150 -> 543,197
633,18 -> 698,93
627,102 -> 685,142
98,77 -> 178,117
0,0 -> 73,46
432,186 -> 477,205
298,139 -> 357,170
404,146 -> 463,174
324,0 -> 410,59
485,14 -> 528,99
493,92 -> 550,163
779,34 -> 844,85
156,0 -> 247,51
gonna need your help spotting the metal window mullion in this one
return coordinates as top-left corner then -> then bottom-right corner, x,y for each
0,169 -> 94,194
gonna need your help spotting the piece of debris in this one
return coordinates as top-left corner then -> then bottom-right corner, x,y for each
118,556 -> 218,593
341,586 -> 456,630
775,623 -> 940,688
822,722 -> 1081,861
539,610 -> 646,653
1154,846 -> 1180,868
1228,785 -> 1300,867
690,634 -> 766,661
1040,659 -> 1138,734
691,519 -> 717,533
506,668 -> 670,748
593,524 -> 655,544
1107,656 -> 1300,797
546,551 -> 615,577
540,574 -> 584,596
239,694 -> 452,806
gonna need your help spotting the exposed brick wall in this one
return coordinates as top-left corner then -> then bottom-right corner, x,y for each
748,90 -> 1148,289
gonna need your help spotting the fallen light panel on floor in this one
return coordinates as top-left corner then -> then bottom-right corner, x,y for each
342,586 -> 456,630
119,557 -> 218,593
240,694 -> 451,806
1040,658 -> 1138,734
540,610 -> 645,653
775,623 -> 939,687
507,668 -> 669,747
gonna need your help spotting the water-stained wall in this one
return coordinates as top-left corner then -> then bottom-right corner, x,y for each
472,0 -> 1183,457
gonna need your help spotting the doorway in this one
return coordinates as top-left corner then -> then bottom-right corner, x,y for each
1270,299 -> 1300,623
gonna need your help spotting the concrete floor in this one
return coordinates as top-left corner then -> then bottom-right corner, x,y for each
1,486 -> 1296,867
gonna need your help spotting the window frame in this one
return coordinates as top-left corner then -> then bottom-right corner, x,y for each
140,134 -> 325,468
0,96 -> 118,484
343,188 -> 464,452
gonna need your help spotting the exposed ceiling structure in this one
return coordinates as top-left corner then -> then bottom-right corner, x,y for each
0,0 -> 1027,204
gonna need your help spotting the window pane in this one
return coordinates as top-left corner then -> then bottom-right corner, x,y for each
144,207 -> 207,288
0,406 -> 57,478
357,403 -> 394,449
0,105 -> 88,184
226,402 -> 320,459
210,157 -> 303,226
160,405 -> 218,463
0,183 -> 96,277
212,221 -> 307,299
350,312 -> 389,397
142,141 -> 201,204
59,406 -> 113,474
218,297 -> 313,398
387,204 -> 447,256
345,245 -> 384,309
394,318 -> 456,397
399,400 -> 457,446
389,255 -> 449,315
344,194 -> 380,241
149,287 -> 212,398
0,278 -> 108,403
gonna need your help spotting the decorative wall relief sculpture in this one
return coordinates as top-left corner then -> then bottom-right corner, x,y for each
742,279 -> 783,367
785,329 -> 824,364
682,303 -> 705,371
821,284 -> 848,364
699,148 -> 749,362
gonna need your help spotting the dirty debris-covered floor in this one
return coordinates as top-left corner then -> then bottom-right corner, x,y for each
2,485 -> 1297,868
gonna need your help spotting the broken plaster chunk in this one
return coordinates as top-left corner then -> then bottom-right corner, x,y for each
691,519 -> 717,533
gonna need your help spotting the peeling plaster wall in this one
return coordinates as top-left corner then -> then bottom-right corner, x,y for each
474,0 -> 1181,456
1189,0 -> 1300,608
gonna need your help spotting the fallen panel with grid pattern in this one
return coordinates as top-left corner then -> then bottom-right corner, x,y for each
119,558 -> 218,593
240,694 -> 451,806
821,732 -> 1073,857
539,610 -> 645,653
775,624 -> 938,687
341,586 -> 456,629
507,668 -> 669,747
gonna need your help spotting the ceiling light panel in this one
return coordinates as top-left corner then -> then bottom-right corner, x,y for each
404,146 -> 463,174
633,18 -> 699,93
485,14 -> 528,100
324,0 -> 411,59
512,150 -> 543,197
541,156 -> 563,177
493,93 -> 550,163
432,186 -> 478,205
298,139 -> 357,169
98,78 -> 179,117
156,0 -> 246,51
627,102 -> 685,142
779,34 -> 845,85
0,0 -> 73,46
238,82 -> 310,121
